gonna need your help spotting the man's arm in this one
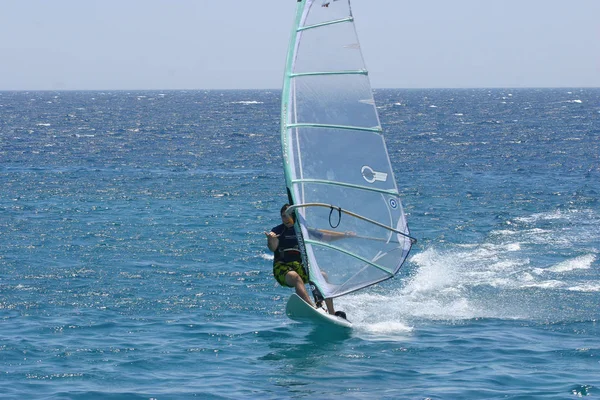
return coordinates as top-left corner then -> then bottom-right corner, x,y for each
265,231 -> 279,252
308,228 -> 355,242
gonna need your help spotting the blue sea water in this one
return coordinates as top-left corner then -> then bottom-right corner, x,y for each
0,88 -> 599,399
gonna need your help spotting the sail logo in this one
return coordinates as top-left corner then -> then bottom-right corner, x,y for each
361,165 -> 387,184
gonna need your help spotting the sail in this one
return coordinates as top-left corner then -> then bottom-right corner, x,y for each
280,0 -> 414,299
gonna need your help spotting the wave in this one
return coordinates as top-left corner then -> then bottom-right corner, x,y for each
514,210 -> 566,223
503,209 -> 599,250
547,254 -> 596,273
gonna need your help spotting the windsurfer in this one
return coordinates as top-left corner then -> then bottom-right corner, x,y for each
265,204 -> 352,316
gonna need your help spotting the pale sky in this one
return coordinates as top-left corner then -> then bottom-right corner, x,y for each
1,0 -> 598,90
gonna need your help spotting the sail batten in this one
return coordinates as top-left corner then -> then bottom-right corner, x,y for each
290,70 -> 368,78
297,16 -> 353,32
286,123 -> 381,133
281,0 -> 413,299
290,179 -> 399,196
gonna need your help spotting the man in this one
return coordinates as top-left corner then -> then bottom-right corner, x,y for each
265,204 -> 352,316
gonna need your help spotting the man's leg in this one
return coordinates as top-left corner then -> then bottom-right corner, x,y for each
325,298 -> 335,315
285,271 -> 313,306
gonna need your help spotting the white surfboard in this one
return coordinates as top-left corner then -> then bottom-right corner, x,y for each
285,294 -> 352,329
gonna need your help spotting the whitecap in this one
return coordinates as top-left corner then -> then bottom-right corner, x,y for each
520,280 -> 564,289
548,254 -> 596,273
490,229 -> 518,237
567,283 -> 600,292
259,253 -> 274,261
515,210 -> 566,223
505,243 -> 521,251
231,101 -> 263,105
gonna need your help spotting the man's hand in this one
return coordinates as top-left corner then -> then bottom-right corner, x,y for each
265,231 -> 280,252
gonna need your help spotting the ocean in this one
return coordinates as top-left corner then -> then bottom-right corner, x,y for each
1,88 -> 598,399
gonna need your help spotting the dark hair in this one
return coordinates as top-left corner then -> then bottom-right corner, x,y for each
280,203 -> 295,222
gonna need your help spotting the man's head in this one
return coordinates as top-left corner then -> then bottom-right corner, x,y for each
280,204 -> 295,227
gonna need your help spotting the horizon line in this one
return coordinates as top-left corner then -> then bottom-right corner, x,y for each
1,86 -> 599,93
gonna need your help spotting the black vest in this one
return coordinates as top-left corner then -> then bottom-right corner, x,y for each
271,224 -> 302,263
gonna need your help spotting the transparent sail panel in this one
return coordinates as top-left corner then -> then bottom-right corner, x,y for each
294,19 -> 362,73
287,127 -> 395,192
290,75 -> 379,128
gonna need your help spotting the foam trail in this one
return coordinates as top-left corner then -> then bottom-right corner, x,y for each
338,247 -> 491,337
316,208 -> 598,333
339,292 -> 413,339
